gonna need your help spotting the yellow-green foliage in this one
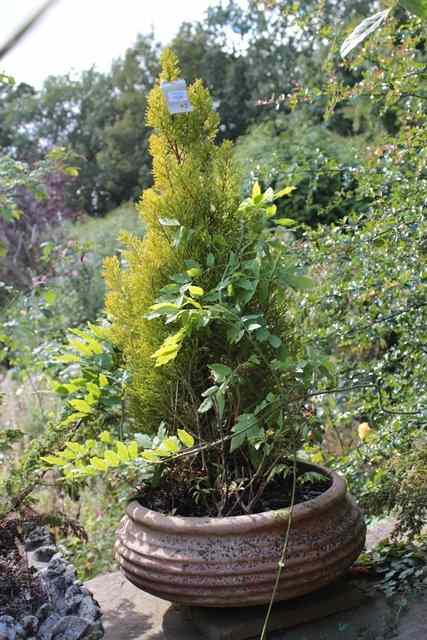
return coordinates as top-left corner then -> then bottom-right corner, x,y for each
103,50 -> 241,432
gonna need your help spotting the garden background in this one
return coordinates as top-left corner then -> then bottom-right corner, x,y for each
0,0 -> 426,587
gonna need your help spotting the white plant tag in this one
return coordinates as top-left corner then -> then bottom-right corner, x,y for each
161,79 -> 192,114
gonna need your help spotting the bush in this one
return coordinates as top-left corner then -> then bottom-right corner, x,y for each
0,204 -> 143,375
43,51 -> 330,520
235,111 -> 367,226
0,150 -> 79,293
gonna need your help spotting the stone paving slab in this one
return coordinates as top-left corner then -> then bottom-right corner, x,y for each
86,571 -> 366,640
86,571 -> 426,640
85,518 -> 426,640
187,578 -> 369,640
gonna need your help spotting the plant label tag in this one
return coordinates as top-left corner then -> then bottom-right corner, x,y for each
161,80 -> 192,114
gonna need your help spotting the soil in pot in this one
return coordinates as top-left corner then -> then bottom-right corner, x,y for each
137,462 -> 333,517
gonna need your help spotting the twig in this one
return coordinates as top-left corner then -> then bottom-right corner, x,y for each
259,452 -> 297,640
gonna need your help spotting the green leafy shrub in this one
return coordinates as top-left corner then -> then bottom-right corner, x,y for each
0,204 -> 143,375
235,111 -> 367,226
44,50 -> 330,517
293,7 -> 427,538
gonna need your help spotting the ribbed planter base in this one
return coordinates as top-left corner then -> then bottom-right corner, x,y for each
115,463 -> 366,607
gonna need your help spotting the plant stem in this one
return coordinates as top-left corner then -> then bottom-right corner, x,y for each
259,451 -> 297,640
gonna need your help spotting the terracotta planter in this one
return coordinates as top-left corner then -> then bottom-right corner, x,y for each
115,462 -> 366,607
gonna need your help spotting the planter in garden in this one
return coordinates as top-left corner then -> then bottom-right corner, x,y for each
115,462 -> 366,607
43,50 -> 366,616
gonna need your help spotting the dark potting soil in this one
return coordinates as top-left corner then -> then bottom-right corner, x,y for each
138,470 -> 332,518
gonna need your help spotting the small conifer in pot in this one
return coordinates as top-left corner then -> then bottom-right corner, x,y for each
42,49 -> 365,607
100,49 -> 328,517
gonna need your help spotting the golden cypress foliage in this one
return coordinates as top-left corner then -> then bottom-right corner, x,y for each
103,50 -> 241,432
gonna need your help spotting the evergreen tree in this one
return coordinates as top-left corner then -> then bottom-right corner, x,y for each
104,50 -> 241,431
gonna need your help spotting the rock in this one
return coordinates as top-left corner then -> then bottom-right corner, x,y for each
50,575 -> 67,597
50,616 -> 91,640
64,585 -> 84,615
63,567 -> 76,588
24,527 -> 53,552
38,613 -> 62,640
46,556 -> 68,578
35,604 -> 52,623
19,530 -> 103,640
13,625 -> 23,639
35,545 -> 57,563
21,616 -> 38,636
77,597 -> 101,623
0,616 -> 17,640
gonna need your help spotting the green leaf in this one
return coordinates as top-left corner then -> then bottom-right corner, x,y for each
69,399 -> 93,414
161,437 -> 180,453
69,337 -> 103,356
230,414 -> 259,452
128,441 -> 138,459
252,181 -> 261,198
65,442 -> 86,455
53,354 -> 81,364
43,289 -> 57,305
275,218 -> 296,227
116,441 -> 130,462
148,302 -> 180,314
186,267 -> 202,277
188,285 -> 204,297
206,253 -> 215,267
104,450 -> 120,467
60,412 -> 87,425
171,273 -> 191,284
90,457 -> 109,471
59,448 -> 78,461
86,383 -> 101,400
151,328 -> 187,367
209,363 -> 232,382
269,335 -> 282,349
236,278 -> 255,291
141,451 -> 160,462
100,431 -> 113,444
281,273 -> 315,291
198,396 -> 214,413
99,373 -> 109,387
64,166 -> 79,177
227,323 -> 244,343
273,185 -> 296,199
177,429 -> 195,447
42,454 -> 66,466
261,187 -> 274,203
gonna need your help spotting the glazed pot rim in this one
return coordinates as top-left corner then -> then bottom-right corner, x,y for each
125,461 -> 348,536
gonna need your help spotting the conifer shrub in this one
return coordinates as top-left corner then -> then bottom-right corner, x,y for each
103,50 -> 243,432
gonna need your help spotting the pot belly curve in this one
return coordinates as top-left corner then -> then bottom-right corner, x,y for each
115,463 -> 366,607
